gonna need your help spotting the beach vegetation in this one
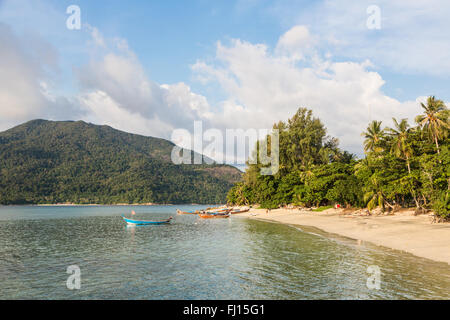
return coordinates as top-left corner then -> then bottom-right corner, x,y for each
227,97 -> 449,220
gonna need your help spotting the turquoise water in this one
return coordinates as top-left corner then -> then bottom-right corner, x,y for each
0,205 -> 449,299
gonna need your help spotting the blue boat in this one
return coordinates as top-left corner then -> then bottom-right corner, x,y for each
122,215 -> 173,225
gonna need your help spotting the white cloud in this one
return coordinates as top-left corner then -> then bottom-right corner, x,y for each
192,25 -> 422,156
275,25 -> 316,60
0,23 -> 83,131
274,0 -> 450,76
88,25 -> 106,48
78,90 -> 170,138
75,29 -> 217,139
0,23 -> 46,123
0,14 -> 429,159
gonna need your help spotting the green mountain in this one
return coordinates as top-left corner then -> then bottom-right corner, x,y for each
0,120 -> 242,205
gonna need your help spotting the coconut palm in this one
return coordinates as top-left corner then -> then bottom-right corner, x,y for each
415,96 -> 449,154
363,176 -> 386,212
235,184 -> 249,205
387,118 -> 413,173
362,120 -> 385,153
299,160 -> 315,183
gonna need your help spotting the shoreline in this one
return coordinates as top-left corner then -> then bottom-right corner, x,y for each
234,207 -> 450,265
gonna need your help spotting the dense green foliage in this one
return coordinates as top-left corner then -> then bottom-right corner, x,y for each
0,120 -> 242,204
228,98 -> 449,220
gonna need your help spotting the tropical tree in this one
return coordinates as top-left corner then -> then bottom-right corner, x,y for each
387,118 -> 413,174
415,96 -> 449,154
363,175 -> 386,211
281,108 -> 330,170
362,120 -> 385,153
299,160 -> 315,182
227,104 -> 449,220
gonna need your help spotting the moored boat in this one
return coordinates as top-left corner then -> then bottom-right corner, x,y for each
205,206 -> 227,211
205,208 -> 232,214
230,208 -> 250,214
176,208 -> 232,215
198,212 -> 231,219
122,215 -> 173,225
176,209 -> 200,215
205,208 -> 229,212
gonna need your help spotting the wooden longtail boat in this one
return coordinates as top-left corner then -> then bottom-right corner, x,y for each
230,208 -> 250,214
205,206 -> 227,210
122,215 -> 173,225
176,208 -> 232,215
198,212 -> 231,219
207,208 -> 232,213
176,209 -> 200,215
202,209 -> 232,216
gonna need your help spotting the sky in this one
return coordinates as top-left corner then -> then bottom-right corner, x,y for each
0,0 -> 449,162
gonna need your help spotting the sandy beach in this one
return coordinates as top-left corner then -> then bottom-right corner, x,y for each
234,207 -> 450,265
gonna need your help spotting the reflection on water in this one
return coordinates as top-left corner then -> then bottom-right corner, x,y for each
0,205 -> 449,299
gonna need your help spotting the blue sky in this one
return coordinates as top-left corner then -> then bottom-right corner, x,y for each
66,0 -> 450,101
1,0 -> 449,159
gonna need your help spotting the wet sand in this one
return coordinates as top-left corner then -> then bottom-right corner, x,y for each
234,207 -> 450,265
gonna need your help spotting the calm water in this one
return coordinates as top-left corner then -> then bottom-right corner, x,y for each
0,205 -> 449,299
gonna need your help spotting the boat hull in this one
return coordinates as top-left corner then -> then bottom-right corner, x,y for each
198,213 -> 230,219
122,215 -> 172,225
230,208 -> 250,214
176,209 -> 199,215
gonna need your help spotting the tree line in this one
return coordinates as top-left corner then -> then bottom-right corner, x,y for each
227,96 -> 449,220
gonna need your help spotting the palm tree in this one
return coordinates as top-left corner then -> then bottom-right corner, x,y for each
363,176 -> 386,212
362,120 -> 385,153
235,184 -> 248,205
299,160 -> 315,182
387,118 -> 413,173
415,96 -> 449,154
388,118 -> 420,209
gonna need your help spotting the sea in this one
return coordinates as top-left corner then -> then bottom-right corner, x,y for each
0,205 -> 449,299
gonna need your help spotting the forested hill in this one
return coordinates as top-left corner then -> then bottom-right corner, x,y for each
0,119 -> 242,204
